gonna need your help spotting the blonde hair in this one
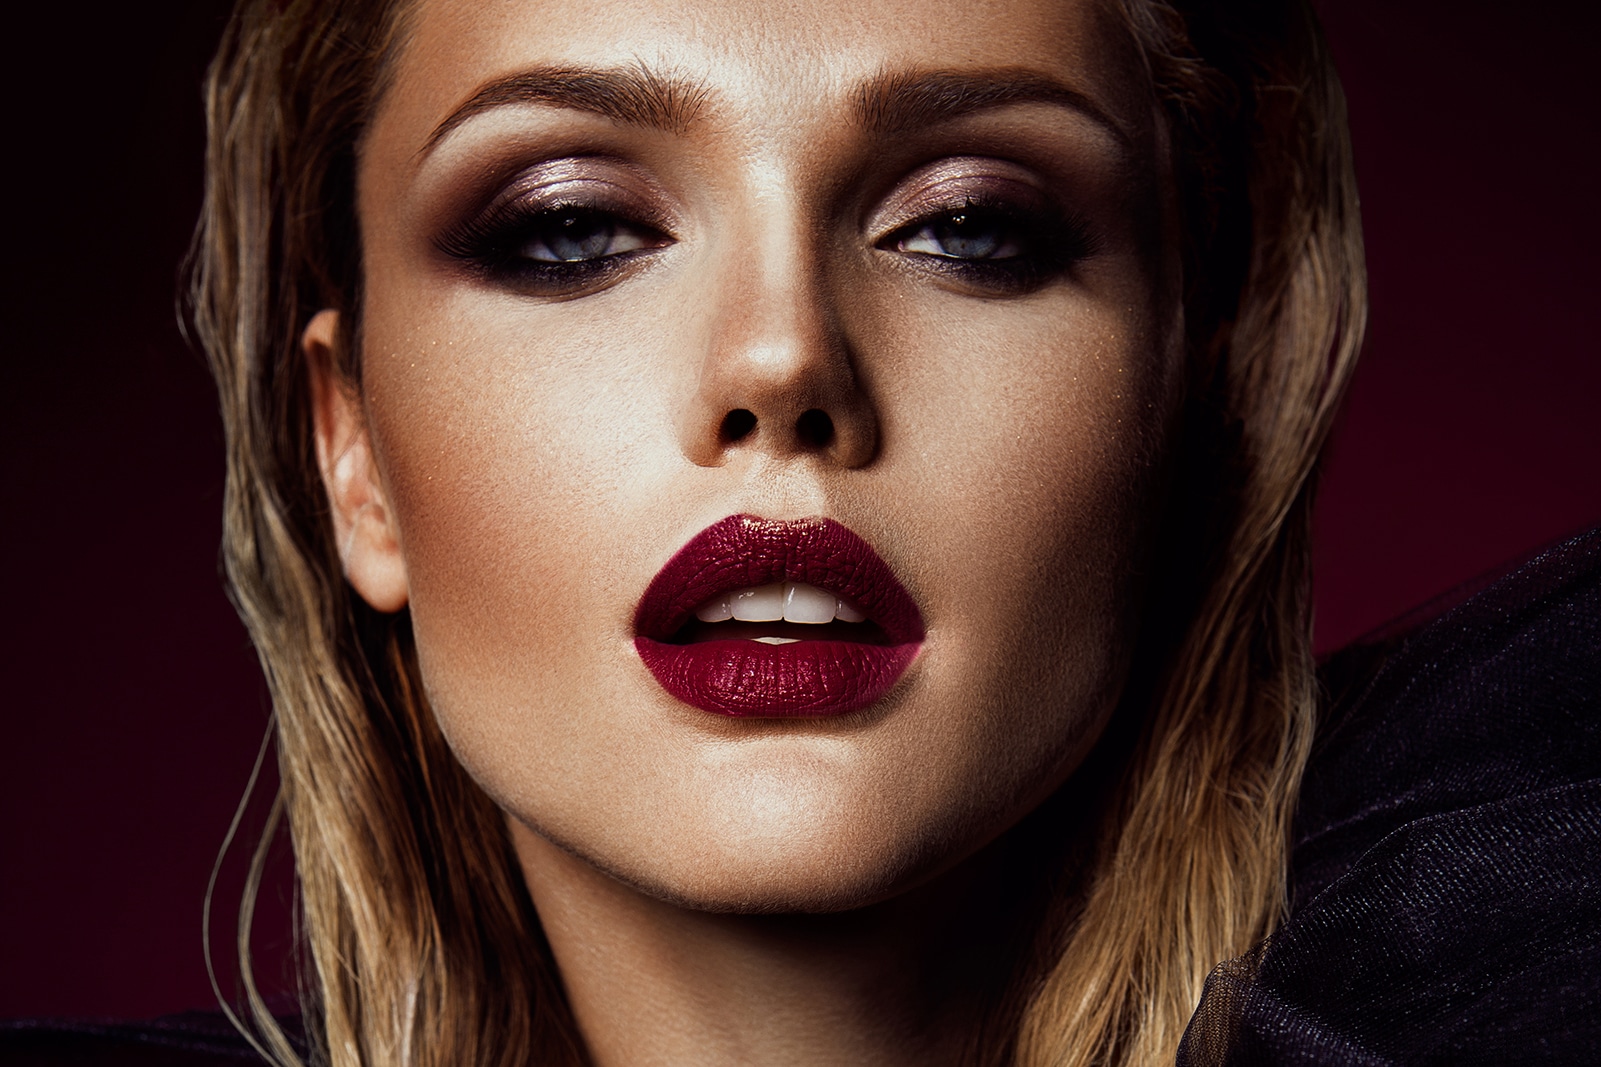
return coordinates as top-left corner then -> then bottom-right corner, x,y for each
189,0 -> 1364,1064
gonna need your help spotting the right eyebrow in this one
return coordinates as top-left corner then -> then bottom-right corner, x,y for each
421,65 -> 712,156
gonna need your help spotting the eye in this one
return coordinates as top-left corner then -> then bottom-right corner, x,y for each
878,199 -> 1096,293
893,208 -> 1026,261
437,199 -> 674,294
517,208 -> 659,263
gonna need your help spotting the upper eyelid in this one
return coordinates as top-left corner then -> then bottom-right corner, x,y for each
866,169 -> 1053,237
437,184 -> 680,262
443,153 -> 684,232
484,179 -> 669,227
450,150 -> 1047,232
872,198 -> 1051,252
484,197 -> 668,231
442,153 -> 1073,255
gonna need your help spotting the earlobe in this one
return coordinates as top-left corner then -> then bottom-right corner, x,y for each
304,309 -> 410,613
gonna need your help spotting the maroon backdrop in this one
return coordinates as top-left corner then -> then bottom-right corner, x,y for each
2,0 -> 1597,1019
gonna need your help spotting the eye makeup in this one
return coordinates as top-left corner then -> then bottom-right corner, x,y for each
879,198 -> 1096,293
870,157 -> 1100,295
431,148 -> 1099,301
434,157 -> 678,295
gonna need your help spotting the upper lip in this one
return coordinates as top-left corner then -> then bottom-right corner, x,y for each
633,515 -> 925,645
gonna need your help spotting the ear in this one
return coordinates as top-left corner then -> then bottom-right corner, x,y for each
304,309 -> 410,613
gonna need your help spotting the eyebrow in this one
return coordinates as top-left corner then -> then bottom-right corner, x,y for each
423,65 -> 711,154
422,64 -> 1128,157
854,69 -> 1131,147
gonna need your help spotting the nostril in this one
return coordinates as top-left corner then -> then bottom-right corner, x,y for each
796,409 -> 835,449
720,409 -> 757,443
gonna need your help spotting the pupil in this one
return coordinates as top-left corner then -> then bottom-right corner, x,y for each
547,213 -> 612,261
935,213 -> 1002,259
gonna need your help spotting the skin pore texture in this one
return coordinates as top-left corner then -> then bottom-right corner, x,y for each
308,0 -> 1183,1061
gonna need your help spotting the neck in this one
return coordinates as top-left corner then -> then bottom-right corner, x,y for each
509,820 -> 1059,1067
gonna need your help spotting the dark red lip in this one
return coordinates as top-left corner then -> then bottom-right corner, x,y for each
633,515 -> 924,717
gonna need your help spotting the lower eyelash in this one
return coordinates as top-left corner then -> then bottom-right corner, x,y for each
891,210 -> 1098,292
486,253 -> 631,286
438,197 -> 1093,296
911,254 -> 1059,294
436,203 -> 669,290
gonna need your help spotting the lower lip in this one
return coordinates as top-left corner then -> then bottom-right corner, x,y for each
633,637 -> 919,718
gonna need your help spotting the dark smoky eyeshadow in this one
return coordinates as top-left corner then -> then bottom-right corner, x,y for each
880,198 -> 1101,295
432,169 -> 675,294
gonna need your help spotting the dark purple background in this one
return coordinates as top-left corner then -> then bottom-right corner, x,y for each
2,0 -> 1597,1019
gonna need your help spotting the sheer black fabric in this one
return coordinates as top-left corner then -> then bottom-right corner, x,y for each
0,1012 -> 302,1066
1179,525 -> 1601,1065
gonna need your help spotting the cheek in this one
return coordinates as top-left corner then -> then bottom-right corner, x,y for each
361,288 -> 675,705
847,273 -> 1177,771
858,268 -> 1178,608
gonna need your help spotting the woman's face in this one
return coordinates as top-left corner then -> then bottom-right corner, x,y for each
339,0 -> 1180,910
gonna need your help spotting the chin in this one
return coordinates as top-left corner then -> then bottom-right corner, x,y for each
519,756 -> 1001,914
590,841 -> 944,916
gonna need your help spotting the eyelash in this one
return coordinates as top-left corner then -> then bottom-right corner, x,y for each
439,194 -> 1096,296
877,200 -> 1097,293
437,200 -> 674,292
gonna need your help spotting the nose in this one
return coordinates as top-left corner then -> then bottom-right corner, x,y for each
676,221 -> 878,469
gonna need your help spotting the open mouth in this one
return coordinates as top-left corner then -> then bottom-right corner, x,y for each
666,580 -> 892,647
633,515 -> 924,717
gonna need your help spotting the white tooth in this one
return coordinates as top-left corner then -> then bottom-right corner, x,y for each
695,595 -> 733,623
835,599 -> 867,623
784,582 -> 837,624
753,636 -> 799,645
729,582 -> 785,622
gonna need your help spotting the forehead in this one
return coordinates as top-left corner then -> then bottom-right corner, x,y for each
375,0 -> 1151,153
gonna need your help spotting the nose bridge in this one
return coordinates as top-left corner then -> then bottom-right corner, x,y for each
716,198 -> 832,389
679,172 -> 877,468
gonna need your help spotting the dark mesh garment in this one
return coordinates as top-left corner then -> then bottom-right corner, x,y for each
0,1012 -> 303,1066
1179,525 -> 1601,1065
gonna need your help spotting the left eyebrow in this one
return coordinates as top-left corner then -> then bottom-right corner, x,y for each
853,69 -> 1132,149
